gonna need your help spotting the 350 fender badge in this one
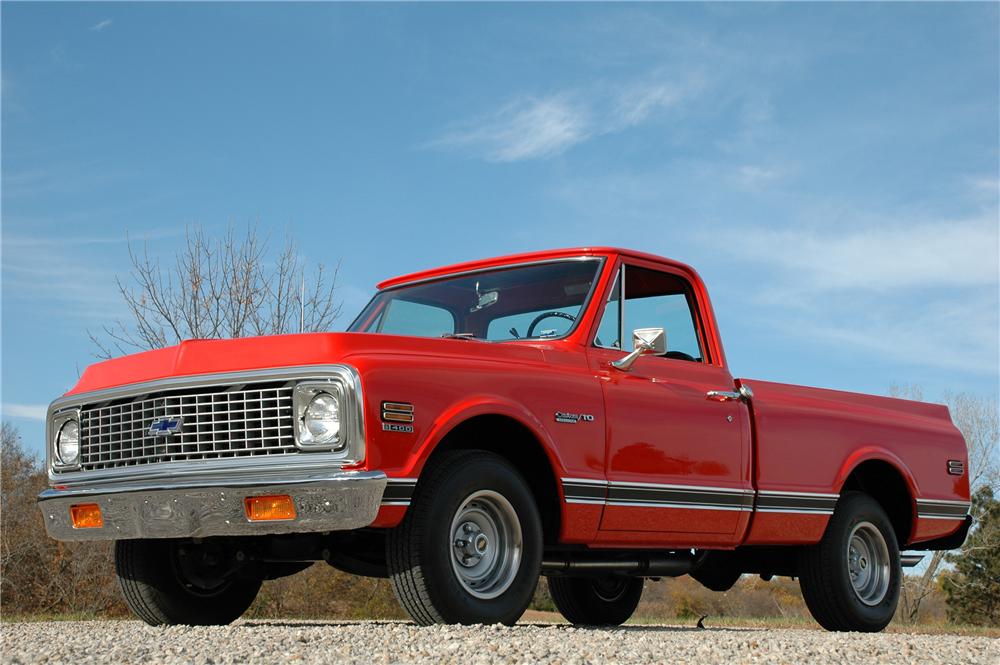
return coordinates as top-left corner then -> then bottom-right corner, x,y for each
555,411 -> 594,424
381,401 -> 414,433
382,422 -> 414,433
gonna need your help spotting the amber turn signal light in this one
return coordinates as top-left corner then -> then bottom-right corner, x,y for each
70,503 -> 104,529
244,495 -> 297,521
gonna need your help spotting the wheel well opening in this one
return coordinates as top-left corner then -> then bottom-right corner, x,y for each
426,415 -> 561,544
841,460 -> 913,545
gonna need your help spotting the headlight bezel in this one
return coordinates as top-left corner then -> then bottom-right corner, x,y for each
293,381 -> 348,452
51,409 -> 82,470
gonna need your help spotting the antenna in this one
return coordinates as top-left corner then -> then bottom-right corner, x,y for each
300,277 -> 305,333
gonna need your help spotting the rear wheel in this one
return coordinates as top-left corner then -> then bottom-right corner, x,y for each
115,539 -> 262,626
548,576 -> 644,626
799,491 -> 901,632
386,451 -> 542,625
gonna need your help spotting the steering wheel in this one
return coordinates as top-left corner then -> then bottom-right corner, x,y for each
664,350 -> 697,362
526,311 -> 576,338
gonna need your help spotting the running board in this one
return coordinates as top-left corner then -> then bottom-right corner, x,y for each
543,552 -> 924,575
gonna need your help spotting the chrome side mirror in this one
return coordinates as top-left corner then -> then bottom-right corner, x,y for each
610,328 -> 667,371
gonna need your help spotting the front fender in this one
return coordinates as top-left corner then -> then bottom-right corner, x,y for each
400,393 -> 565,480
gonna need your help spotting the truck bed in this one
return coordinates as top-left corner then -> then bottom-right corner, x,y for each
740,378 -> 970,546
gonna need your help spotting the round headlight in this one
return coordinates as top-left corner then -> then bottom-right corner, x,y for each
56,419 -> 80,466
303,392 -> 341,446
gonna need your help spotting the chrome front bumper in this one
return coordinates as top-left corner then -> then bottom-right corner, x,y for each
38,468 -> 387,542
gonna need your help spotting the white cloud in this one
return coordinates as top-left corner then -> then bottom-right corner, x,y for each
3,228 -> 179,249
970,176 -> 1000,198
735,165 -> 781,188
90,19 -> 113,32
430,95 -> 590,162
710,214 -> 999,375
611,79 -> 691,127
732,216 -> 998,292
755,293 -> 999,376
2,404 -> 48,421
0,230 -> 179,323
3,259 -> 124,322
428,73 -> 705,162
3,163 -> 136,199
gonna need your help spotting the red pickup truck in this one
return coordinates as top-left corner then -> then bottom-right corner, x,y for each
40,247 -> 971,632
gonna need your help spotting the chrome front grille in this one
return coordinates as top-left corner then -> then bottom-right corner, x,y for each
78,382 -> 296,471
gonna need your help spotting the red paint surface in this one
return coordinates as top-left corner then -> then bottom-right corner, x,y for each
65,247 -> 970,549
744,513 -> 830,545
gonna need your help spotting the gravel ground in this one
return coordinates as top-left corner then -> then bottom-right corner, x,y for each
2,620 -> 998,665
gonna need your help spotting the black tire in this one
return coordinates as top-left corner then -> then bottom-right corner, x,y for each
115,539 -> 262,626
548,576 -> 644,626
691,566 -> 742,592
690,552 -> 743,592
799,491 -> 901,632
386,450 -> 543,625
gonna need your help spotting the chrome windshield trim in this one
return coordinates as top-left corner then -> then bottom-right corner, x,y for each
46,364 -> 365,485
377,256 -> 605,292
348,256 -> 607,343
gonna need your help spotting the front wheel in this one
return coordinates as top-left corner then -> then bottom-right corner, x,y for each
799,491 -> 901,632
115,539 -> 262,626
548,576 -> 643,626
386,450 -> 543,625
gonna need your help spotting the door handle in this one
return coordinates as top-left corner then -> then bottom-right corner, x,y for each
706,390 -> 741,402
706,385 -> 754,403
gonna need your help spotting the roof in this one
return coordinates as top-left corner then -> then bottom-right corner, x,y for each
375,246 -> 697,290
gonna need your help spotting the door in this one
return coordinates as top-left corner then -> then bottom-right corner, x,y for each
589,260 -> 752,542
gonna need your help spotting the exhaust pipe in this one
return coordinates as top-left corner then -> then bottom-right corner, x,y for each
542,553 -> 699,577
901,553 -> 925,568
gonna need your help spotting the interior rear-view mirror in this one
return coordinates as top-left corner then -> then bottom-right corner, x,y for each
471,289 -> 499,312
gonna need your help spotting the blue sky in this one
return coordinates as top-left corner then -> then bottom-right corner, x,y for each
3,2 -> 998,457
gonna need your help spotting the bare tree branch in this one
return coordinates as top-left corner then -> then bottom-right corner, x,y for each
89,224 -> 343,358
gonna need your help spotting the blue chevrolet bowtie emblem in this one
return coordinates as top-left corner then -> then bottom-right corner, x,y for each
148,416 -> 183,436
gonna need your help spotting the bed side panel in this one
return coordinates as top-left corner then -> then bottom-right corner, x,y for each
742,379 -> 969,546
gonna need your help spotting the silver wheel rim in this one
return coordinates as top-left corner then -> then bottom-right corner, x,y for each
847,521 -> 891,606
449,489 -> 523,600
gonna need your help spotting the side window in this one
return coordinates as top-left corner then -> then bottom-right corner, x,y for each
595,265 -> 705,362
377,299 -> 455,337
594,270 -> 622,349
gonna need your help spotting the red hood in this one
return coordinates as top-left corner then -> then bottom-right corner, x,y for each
68,332 -> 548,396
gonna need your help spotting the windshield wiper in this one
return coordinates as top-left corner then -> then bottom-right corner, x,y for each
441,332 -> 479,340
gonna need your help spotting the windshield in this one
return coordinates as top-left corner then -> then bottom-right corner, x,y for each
348,259 -> 602,341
